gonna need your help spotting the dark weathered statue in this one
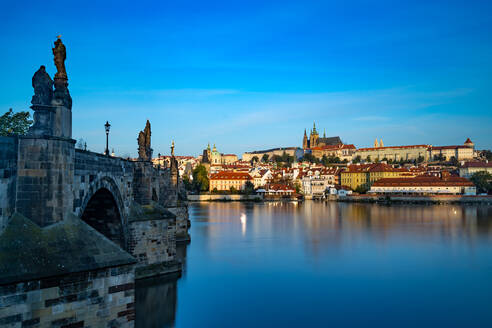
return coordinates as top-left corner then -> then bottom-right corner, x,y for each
52,38 -> 67,79
138,120 -> 152,161
31,66 -> 53,106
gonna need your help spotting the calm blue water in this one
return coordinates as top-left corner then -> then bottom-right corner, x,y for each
136,202 -> 492,328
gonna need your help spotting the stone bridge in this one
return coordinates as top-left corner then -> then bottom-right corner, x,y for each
0,39 -> 189,327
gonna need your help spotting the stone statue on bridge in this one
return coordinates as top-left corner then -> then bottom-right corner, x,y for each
138,120 -> 152,161
53,37 -> 67,80
31,65 -> 53,106
52,37 -> 72,109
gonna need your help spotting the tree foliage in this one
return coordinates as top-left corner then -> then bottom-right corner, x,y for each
192,165 -> 209,192
262,154 -> 269,162
354,185 -> 369,194
0,109 -> 33,136
321,155 -> 341,166
243,181 -> 255,194
483,150 -> 492,161
470,171 -> 492,194
300,153 -> 318,164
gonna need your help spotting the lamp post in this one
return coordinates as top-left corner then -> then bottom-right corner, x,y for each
104,121 -> 111,156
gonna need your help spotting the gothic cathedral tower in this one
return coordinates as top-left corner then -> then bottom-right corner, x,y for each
303,129 -> 309,149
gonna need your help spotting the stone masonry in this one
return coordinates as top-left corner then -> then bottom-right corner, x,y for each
0,38 -> 190,327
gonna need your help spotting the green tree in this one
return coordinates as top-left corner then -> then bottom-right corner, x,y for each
470,171 -> 492,194
192,165 -> 209,192
417,155 -> 425,163
182,175 -> 192,190
251,156 -> 259,165
0,109 -> 33,136
482,150 -> 492,161
229,186 -> 237,193
354,185 -> 369,194
301,153 -> 318,163
353,155 -> 361,164
366,155 -> 371,163
243,181 -> 255,194
449,156 -> 459,166
262,154 -> 269,162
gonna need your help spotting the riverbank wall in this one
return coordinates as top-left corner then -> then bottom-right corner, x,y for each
187,194 -> 263,202
338,194 -> 492,204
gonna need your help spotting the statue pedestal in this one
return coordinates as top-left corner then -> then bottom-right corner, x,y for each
28,104 -> 56,137
52,77 -> 72,138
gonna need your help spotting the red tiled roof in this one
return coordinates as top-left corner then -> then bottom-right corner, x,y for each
210,171 -> 252,180
372,176 -> 474,187
430,145 -> 471,150
344,163 -> 408,173
462,162 -> 492,168
465,138 -> 473,144
267,184 -> 295,192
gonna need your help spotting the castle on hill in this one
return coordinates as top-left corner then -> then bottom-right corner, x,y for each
302,122 -> 342,150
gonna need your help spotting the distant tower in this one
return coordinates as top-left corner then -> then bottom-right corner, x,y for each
303,129 -> 309,149
323,129 -> 326,138
464,138 -> 474,149
374,138 -> 379,148
310,122 -> 319,147
380,139 -> 384,147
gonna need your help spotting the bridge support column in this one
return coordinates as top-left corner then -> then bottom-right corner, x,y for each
133,161 -> 153,205
15,136 -> 75,226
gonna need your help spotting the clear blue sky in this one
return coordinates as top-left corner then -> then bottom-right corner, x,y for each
1,0 -> 491,157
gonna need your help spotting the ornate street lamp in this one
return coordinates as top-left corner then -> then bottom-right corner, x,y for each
104,121 -> 111,156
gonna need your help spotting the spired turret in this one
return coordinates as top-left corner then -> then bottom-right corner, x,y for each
303,129 -> 309,149
374,138 -> 379,148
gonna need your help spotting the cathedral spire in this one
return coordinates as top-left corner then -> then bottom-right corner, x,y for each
323,128 -> 326,138
374,138 -> 379,148
313,121 -> 317,134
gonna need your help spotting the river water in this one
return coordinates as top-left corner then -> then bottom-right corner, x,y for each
136,202 -> 492,328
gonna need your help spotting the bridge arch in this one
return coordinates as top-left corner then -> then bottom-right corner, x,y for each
79,176 -> 128,250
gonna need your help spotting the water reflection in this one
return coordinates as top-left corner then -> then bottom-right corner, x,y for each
136,243 -> 188,328
136,202 -> 492,328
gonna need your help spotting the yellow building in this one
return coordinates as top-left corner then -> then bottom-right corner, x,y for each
340,163 -> 414,191
209,171 -> 253,191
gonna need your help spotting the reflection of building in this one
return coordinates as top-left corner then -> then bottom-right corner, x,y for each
209,171 -> 253,191
428,138 -> 475,161
459,161 -> 492,178
302,122 -> 342,150
340,163 -> 413,191
369,173 -> 476,195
